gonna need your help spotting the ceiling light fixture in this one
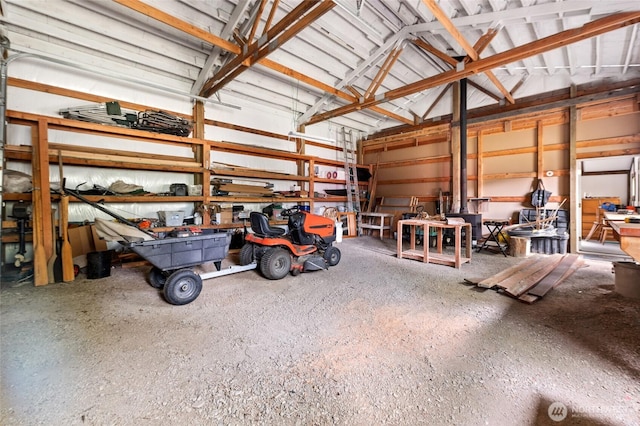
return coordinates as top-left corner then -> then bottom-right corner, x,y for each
288,131 -> 336,144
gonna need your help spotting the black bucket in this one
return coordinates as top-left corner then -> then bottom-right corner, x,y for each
87,250 -> 113,279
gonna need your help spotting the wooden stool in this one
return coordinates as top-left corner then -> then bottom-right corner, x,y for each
586,208 -> 613,243
599,223 -> 613,244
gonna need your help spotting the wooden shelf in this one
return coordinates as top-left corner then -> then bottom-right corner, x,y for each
314,177 -> 368,185
207,196 -> 312,204
66,195 -> 205,203
2,193 -> 33,201
313,196 -> 348,203
211,167 -> 310,182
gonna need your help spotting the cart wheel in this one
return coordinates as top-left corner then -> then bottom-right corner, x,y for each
260,248 -> 291,280
163,269 -> 202,305
323,246 -> 341,267
148,267 -> 167,289
239,243 -> 254,266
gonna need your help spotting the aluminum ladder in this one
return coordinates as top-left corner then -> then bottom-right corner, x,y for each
340,127 -> 361,234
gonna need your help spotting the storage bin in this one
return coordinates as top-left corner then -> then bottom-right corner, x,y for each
530,234 -> 569,254
158,211 -> 184,226
188,184 -> 202,196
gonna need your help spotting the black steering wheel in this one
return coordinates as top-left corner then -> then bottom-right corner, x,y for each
280,206 -> 300,217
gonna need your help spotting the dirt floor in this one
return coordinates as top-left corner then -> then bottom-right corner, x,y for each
1,236 -> 639,425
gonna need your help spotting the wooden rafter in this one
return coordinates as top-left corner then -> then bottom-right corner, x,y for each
114,0 -> 410,126
263,0 -> 280,35
200,1 -> 335,98
468,80 -> 501,102
346,86 -> 362,97
365,47 -> 403,98
113,0 -> 240,54
423,0 -> 514,104
422,83 -> 452,119
248,0 -> 268,44
412,39 -> 457,67
414,29 -> 506,111
304,12 -> 640,126
422,0 -> 478,60
259,60 -> 411,125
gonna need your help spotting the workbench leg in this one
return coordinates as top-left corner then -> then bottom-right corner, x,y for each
397,222 -> 403,259
423,224 -> 429,263
436,227 -> 443,254
453,226 -> 460,268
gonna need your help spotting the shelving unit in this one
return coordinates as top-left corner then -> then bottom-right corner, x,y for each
2,110 -> 369,263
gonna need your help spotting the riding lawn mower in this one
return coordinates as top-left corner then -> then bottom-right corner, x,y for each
240,206 -> 341,279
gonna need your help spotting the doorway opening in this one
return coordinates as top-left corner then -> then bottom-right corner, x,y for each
577,156 -> 635,260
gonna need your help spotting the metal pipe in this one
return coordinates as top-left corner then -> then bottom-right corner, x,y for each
460,77 -> 468,214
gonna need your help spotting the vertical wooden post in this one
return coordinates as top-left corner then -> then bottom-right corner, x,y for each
295,124 -> 307,207
569,86 -> 579,254
537,120 -> 544,180
192,100 -> 206,185
192,101 -> 210,223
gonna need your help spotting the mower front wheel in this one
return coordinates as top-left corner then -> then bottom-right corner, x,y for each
323,246 -> 341,267
239,243 -> 254,266
260,248 -> 291,280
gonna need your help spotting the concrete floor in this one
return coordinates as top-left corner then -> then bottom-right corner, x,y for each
1,237 -> 639,425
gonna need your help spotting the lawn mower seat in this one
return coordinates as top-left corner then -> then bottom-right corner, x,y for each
250,212 -> 286,237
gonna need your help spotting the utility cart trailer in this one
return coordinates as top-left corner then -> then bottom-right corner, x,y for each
122,232 -> 256,305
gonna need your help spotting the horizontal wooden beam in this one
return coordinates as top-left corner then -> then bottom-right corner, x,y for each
306,12 -> 640,125
113,0 -> 240,54
367,79 -> 639,141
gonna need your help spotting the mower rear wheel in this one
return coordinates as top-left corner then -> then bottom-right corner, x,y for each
239,243 -> 254,266
323,246 -> 341,266
148,267 -> 167,289
260,247 -> 291,280
163,269 -> 202,305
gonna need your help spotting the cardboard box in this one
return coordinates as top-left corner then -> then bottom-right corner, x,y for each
215,208 -> 233,224
68,224 -> 108,268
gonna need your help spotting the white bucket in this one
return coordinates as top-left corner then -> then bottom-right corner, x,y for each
613,262 -> 640,299
335,221 -> 343,243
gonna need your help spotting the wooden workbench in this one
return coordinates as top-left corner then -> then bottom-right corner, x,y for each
606,213 -> 640,262
397,219 -> 472,268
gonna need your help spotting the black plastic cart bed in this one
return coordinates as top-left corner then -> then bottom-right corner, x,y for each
122,232 -> 256,305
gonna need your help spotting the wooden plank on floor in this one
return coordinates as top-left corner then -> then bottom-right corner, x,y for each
527,254 -> 581,297
475,256 -> 541,288
493,256 -> 560,294
518,293 -> 539,304
504,254 -> 564,297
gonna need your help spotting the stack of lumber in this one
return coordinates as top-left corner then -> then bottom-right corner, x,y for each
375,196 -> 419,213
465,254 -> 584,304
213,181 -> 273,197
